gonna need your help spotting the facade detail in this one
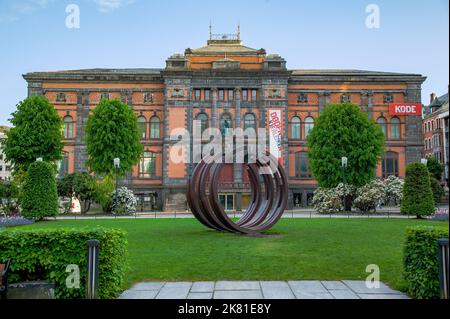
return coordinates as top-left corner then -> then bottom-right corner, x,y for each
23,32 -> 426,211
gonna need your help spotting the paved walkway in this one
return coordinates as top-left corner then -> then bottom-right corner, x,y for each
118,281 -> 409,299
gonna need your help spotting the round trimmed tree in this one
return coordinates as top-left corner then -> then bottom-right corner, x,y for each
21,161 -> 59,220
307,103 -> 385,188
400,163 -> 435,218
3,95 -> 63,172
85,99 -> 143,176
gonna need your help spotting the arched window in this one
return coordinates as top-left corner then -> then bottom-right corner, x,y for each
291,116 -> 301,139
220,113 -> 233,137
63,116 -> 73,139
304,117 -> 314,138
139,151 -> 156,177
150,116 -> 160,139
138,116 -> 147,139
382,151 -> 399,178
377,117 -> 387,137
195,113 -> 208,136
244,113 -> 256,130
390,117 -> 401,140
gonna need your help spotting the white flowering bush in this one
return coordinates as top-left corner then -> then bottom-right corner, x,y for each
312,187 -> 343,214
111,187 -> 138,215
353,179 -> 386,212
383,176 -> 404,206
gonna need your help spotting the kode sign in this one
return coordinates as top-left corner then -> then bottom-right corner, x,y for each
389,103 -> 422,116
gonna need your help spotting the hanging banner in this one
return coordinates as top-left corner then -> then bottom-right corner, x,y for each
389,103 -> 422,116
268,110 -> 282,160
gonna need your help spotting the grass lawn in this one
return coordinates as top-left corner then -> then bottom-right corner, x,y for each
19,218 -> 447,292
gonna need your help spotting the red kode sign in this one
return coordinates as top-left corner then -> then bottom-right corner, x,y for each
389,103 -> 422,116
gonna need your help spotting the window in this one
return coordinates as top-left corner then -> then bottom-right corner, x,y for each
139,152 -> 156,177
383,93 -> 394,104
195,113 -> 208,136
291,117 -> 301,139
377,117 -> 387,137
251,89 -> 257,101
150,116 -> 160,139
295,152 -> 311,178
63,116 -> 73,139
100,93 -> 110,100
242,90 -> 248,101
194,89 -> 201,101
218,194 -> 234,211
382,152 -> 399,178
340,94 -> 351,103
244,113 -> 256,130
220,113 -> 233,137
390,117 -> 401,140
304,117 -> 314,137
218,89 -> 224,101
57,152 -> 69,177
204,89 -> 210,101
56,92 -> 66,102
138,116 -> 147,139
228,89 -> 234,101
297,93 -> 308,103
144,92 -> 153,102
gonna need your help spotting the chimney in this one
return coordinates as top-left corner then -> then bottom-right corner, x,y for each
430,93 -> 436,104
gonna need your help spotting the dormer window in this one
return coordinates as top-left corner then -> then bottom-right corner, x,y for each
383,93 -> 394,104
144,92 -> 153,103
297,93 -> 308,103
340,94 -> 351,103
56,93 -> 66,102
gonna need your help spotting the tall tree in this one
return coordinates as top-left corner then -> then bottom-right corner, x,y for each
426,157 -> 444,181
3,95 -> 63,172
307,103 -> 385,188
85,98 -> 143,176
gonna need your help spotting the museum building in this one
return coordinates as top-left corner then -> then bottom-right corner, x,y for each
23,31 -> 426,211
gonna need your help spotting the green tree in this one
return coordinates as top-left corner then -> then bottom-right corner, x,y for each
307,103 -> 385,188
85,99 -> 143,176
3,95 -> 63,172
430,177 -> 444,204
57,172 -> 97,213
426,157 -> 444,181
21,161 -> 58,220
401,163 -> 435,218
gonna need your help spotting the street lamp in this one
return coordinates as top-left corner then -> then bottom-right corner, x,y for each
114,158 -> 120,212
421,158 -> 428,166
341,157 -> 348,212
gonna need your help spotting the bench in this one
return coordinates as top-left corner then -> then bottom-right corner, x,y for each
0,259 -> 11,299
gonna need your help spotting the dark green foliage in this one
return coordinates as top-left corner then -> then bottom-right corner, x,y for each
3,96 -> 63,172
21,161 -> 58,220
426,157 -> 444,181
57,172 -> 97,213
0,180 -> 20,215
307,103 -> 385,188
85,99 -> 143,176
403,226 -> 449,299
401,163 -> 435,217
430,177 -> 445,204
0,227 -> 128,299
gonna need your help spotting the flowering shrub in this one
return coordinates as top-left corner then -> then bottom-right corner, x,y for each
312,187 -> 343,214
383,176 -> 404,206
111,187 -> 138,215
0,215 -> 34,227
353,179 -> 386,212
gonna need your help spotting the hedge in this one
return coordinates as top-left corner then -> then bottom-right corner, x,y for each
21,161 -> 59,220
0,227 -> 127,299
403,226 -> 449,299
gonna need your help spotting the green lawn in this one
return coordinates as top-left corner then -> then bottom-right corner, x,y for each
20,218 -> 446,292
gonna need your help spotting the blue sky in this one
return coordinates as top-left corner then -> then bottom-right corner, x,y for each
0,0 -> 448,125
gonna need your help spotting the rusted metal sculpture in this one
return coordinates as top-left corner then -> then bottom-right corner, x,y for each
187,153 -> 288,234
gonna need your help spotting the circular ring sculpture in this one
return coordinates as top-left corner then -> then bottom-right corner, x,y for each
187,153 -> 288,235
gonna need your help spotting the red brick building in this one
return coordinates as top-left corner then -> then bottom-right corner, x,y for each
23,32 -> 426,211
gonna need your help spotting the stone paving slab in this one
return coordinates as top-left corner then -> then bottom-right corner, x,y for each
118,280 -> 409,299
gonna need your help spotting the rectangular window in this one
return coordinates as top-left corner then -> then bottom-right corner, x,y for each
218,89 -> 224,101
204,89 -> 210,101
139,152 -> 156,177
251,89 -> 257,101
228,89 -> 234,101
295,152 -> 311,178
194,89 -> 201,101
242,90 -> 248,101
218,194 -> 235,211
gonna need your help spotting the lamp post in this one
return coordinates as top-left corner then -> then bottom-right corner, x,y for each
341,156 -> 348,212
114,158 -> 120,213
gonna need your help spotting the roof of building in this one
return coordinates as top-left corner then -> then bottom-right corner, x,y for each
189,41 -> 259,55
290,69 -> 422,76
424,93 -> 449,119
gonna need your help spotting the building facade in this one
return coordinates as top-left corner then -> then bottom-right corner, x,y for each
423,91 -> 449,185
0,132 -> 12,181
23,33 -> 426,211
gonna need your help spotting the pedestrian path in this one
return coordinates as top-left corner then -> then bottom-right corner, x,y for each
118,280 -> 409,299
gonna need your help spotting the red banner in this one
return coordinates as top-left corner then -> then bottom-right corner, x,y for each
389,103 -> 422,116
